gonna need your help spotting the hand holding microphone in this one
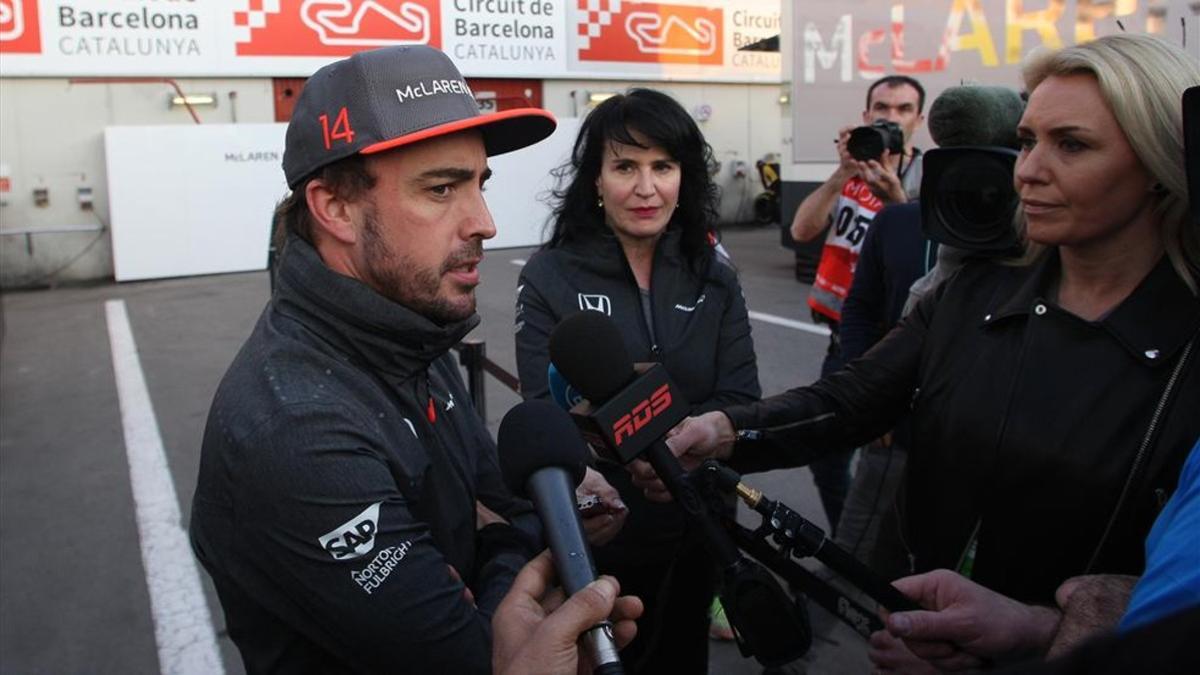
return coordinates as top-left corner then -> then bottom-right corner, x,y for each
630,411 -> 737,503
548,311 -> 812,667
498,399 -> 629,674
492,551 -> 642,675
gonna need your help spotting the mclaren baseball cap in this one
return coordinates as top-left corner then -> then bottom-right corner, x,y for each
283,45 -> 556,189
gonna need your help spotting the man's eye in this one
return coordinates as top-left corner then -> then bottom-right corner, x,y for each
430,184 -> 453,196
1017,137 -> 1035,151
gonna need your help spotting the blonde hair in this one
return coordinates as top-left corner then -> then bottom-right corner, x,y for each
1019,33 -> 1200,293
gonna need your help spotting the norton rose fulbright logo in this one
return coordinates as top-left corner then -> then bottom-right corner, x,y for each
235,0 -> 441,56
576,0 -> 723,65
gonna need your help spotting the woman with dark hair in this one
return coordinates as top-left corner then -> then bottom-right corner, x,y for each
514,88 -> 760,673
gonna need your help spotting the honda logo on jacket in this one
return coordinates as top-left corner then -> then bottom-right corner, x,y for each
578,293 -> 612,315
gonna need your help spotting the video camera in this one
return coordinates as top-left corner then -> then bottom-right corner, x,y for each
847,119 -> 905,161
920,147 -> 1022,255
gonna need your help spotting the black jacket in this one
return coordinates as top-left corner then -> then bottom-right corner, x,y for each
725,252 -> 1200,603
515,228 -> 760,554
840,201 -> 936,362
190,238 -> 540,674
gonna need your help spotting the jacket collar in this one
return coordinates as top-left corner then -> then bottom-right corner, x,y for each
983,249 -> 1200,366
274,236 -> 478,380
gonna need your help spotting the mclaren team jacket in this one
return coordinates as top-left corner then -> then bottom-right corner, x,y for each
515,228 -> 760,557
190,237 -> 540,674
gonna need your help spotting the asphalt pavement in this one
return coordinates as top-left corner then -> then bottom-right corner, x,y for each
0,224 -> 872,674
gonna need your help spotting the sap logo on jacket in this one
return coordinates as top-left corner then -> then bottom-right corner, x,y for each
319,502 -> 382,560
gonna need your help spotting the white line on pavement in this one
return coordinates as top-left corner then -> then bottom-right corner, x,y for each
748,310 -> 832,337
105,300 -> 225,675
501,260 -> 828,338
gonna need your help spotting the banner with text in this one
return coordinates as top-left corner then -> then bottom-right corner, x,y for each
0,0 -> 780,81
788,0 -> 1197,162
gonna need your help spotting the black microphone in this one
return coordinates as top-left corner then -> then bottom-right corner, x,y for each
548,311 -> 810,667
498,399 -> 623,675
921,85 -> 1027,255
927,84 -> 1024,150
548,311 -> 740,560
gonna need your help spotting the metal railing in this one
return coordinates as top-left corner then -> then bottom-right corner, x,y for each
453,340 -> 520,420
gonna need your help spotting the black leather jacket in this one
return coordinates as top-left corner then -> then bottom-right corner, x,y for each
191,237 -> 540,674
725,252 -> 1200,602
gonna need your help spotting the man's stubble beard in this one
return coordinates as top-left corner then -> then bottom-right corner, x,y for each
361,207 -> 481,325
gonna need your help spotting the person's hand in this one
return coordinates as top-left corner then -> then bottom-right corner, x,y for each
1047,574 -> 1137,659
492,551 -> 643,675
868,627 -> 942,675
446,564 -> 476,607
576,467 -> 627,547
882,569 -> 1061,670
477,501 -> 508,529
855,150 -> 907,203
627,412 -> 737,502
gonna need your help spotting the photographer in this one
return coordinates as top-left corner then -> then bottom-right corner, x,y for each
788,75 -> 926,536
638,32 -> 1200,669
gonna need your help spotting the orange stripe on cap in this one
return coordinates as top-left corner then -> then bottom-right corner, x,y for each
360,107 -> 556,156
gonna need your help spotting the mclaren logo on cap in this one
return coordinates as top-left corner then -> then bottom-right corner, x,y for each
395,78 -> 473,104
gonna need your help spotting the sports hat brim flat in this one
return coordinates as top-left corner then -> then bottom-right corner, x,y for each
361,107 -> 557,158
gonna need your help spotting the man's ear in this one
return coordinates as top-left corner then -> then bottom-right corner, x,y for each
305,179 -> 358,245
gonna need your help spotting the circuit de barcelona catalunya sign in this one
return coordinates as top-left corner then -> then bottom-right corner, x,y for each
0,0 -> 782,82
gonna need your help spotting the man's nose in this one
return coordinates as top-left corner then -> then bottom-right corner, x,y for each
463,189 -> 497,240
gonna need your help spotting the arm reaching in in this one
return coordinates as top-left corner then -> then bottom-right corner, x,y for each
1048,574 -> 1137,659
881,569 -> 1061,671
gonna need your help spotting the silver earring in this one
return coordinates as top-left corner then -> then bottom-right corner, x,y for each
597,197 -> 604,208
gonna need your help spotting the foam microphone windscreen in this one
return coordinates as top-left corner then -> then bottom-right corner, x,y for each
928,85 -> 1024,149
548,311 -> 635,404
498,399 -> 590,498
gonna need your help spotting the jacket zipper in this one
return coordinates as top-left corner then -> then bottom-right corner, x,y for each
1084,334 -> 1196,572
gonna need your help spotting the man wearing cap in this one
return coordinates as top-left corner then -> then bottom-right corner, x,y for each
189,45 -> 556,673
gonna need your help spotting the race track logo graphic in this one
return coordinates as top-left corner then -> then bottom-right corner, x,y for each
577,0 -> 722,65
0,0 -> 42,54
235,0 -> 440,56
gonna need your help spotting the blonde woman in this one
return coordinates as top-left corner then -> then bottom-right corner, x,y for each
651,31 -> 1200,644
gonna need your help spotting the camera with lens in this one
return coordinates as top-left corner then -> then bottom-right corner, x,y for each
847,120 -> 905,161
920,146 -> 1022,255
